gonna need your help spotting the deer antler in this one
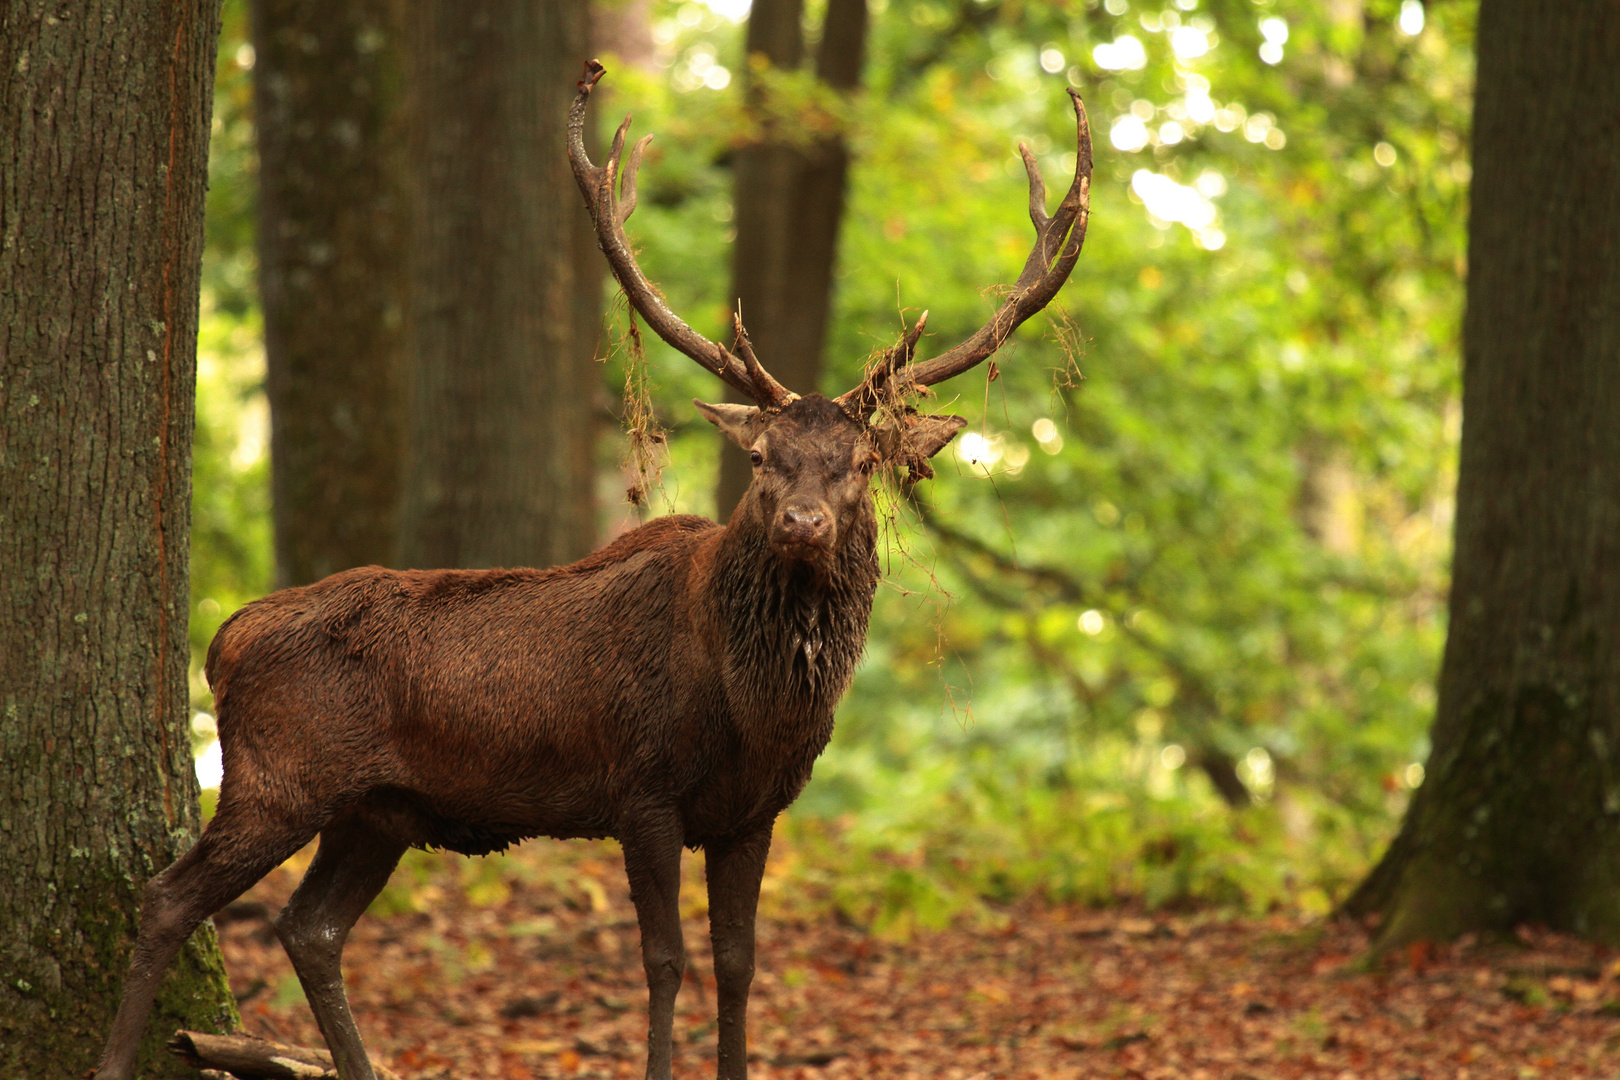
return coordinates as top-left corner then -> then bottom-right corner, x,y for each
568,61 -> 796,410
837,89 -> 1093,419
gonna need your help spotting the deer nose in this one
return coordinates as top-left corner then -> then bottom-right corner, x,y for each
777,505 -> 830,547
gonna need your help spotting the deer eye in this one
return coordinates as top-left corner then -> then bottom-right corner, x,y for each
749,449 -> 763,467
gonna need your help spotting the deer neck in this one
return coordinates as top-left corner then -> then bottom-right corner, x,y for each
712,503 -> 879,717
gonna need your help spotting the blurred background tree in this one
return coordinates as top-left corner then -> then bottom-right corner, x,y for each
400,0 -> 601,570
248,0 -> 600,589
251,0 -> 409,587
192,0 -> 1476,934
715,0 -> 869,515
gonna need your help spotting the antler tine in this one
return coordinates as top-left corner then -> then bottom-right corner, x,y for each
618,133 -> 654,225
732,312 -> 796,410
837,89 -> 1092,413
895,309 -> 928,365
834,310 -> 929,418
1019,143 -> 1050,231
568,61 -> 790,408
605,113 -> 631,184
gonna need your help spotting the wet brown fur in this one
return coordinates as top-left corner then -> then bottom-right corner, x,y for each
205,498 -> 877,858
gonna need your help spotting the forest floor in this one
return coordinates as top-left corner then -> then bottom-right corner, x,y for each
215,840 -> 1620,1080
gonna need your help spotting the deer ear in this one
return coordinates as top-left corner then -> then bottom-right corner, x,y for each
873,412 -> 967,460
903,413 -> 968,459
872,412 -> 968,482
694,399 -> 769,450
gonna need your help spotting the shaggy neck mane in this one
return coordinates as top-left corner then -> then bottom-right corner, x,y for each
714,504 -> 879,713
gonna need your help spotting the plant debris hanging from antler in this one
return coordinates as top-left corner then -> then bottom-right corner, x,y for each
616,305 -> 667,508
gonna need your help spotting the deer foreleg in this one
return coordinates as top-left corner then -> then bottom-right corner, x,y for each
705,822 -> 773,1080
620,809 -> 687,1080
273,818 -> 405,1080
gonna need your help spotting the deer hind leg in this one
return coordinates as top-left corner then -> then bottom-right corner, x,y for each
94,801 -> 319,1080
620,809 -> 687,1080
273,815 -> 406,1080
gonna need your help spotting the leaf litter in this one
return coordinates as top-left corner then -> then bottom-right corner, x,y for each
216,839 -> 1620,1080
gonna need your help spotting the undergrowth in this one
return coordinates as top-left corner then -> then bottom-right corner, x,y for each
768,759 -> 1386,939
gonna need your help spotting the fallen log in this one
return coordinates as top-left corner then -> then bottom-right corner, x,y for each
167,1030 -> 405,1080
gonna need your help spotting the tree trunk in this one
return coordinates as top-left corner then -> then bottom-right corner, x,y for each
592,0 -> 655,71
716,0 -> 867,517
1345,2 -> 1620,948
252,0 -> 409,587
0,2 -> 238,1076
399,1 -> 600,570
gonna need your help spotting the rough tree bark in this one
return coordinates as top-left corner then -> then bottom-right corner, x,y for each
1345,2 -> 1620,947
399,1 -> 600,570
715,0 -> 868,517
252,0 -> 409,587
0,2 -> 238,1076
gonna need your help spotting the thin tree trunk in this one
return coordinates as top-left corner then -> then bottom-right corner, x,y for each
1345,2 -> 1620,948
0,2 -> 238,1076
716,0 -> 867,517
252,0 -> 409,587
399,1 -> 600,570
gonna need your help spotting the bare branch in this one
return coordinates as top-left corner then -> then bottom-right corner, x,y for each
168,1030 -> 405,1080
917,509 -> 1252,808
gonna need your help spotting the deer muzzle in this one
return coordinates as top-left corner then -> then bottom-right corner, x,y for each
772,503 -> 834,558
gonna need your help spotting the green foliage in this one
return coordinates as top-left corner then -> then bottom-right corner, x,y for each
601,0 -> 1472,923
777,750 -> 1380,939
189,307 -> 271,675
191,0 -> 1475,925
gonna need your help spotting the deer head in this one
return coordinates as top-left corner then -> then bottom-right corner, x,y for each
568,60 -> 1092,560
693,394 -> 933,566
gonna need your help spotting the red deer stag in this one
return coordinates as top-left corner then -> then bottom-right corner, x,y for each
93,60 -> 1091,1080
